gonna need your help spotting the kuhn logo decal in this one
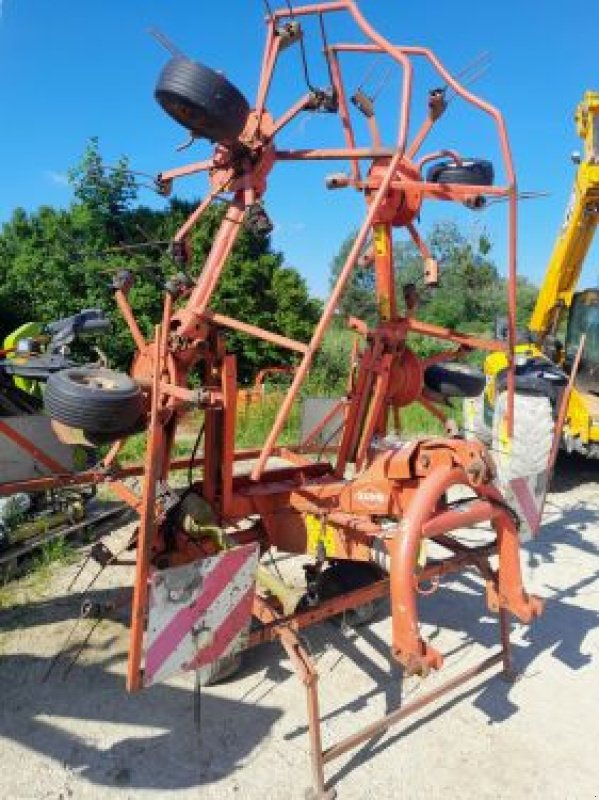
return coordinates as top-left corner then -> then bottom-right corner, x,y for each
355,488 -> 387,507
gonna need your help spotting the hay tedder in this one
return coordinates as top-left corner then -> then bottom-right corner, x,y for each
2,2 -> 551,796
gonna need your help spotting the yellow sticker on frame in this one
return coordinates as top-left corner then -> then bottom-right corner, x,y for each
373,225 -> 388,257
306,514 -> 337,557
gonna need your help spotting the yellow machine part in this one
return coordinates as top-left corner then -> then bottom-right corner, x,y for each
482,91 -> 599,455
3,322 -> 44,396
528,91 -> 599,337
306,514 -> 338,557
483,343 -> 540,406
567,386 -> 599,445
305,513 -> 427,568
484,346 -> 599,447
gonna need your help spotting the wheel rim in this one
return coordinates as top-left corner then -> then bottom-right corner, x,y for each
70,372 -> 120,392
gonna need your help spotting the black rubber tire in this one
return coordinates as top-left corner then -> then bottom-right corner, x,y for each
155,57 -> 250,144
426,158 -> 494,187
317,561 -> 384,628
424,363 -> 485,398
44,367 -> 143,437
82,415 -> 148,446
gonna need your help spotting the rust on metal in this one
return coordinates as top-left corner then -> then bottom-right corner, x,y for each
1,3 -> 539,797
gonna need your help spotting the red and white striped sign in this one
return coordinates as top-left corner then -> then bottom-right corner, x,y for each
144,543 -> 259,686
501,469 -> 549,540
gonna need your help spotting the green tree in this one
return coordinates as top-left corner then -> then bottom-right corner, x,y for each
69,136 -> 137,244
329,231 -> 377,324
328,220 -> 538,339
419,221 -> 502,331
203,205 -> 321,381
0,140 -> 320,383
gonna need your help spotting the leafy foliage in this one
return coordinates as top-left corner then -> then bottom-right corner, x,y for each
0,140 -> 319,383
331,221 -> 538,337
0,139 -> 539,400
321,221 -> 539,386
329,234 -> 377,323
208,211 -> 321,381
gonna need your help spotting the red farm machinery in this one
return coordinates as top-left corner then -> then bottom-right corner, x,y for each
0,3 -> 549,797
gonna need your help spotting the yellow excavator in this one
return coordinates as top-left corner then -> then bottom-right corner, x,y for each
466,91 -> 599,478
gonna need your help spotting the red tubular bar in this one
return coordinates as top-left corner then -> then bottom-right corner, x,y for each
276,147 -> 394,161
115,289 -> 146,353
251,148 -> 407,480
344,0 -> 413,149
272,94 -> 313,136
388,465 -> 458,673
416,149 -> 463,172
0,446 -> 302,498
376,180 -> 509,198
158,158 -> 214,184
406,317 -> 509,352
255,21 -> 281,118
328,49 -> 361,182
321,651 -> 504,766
127,324 -> 165,692
176,197 -> 247,335
406,115 -> 435,160
273,1 -> 348,18
417,395 -> 449,427
205,310 -> 309,354
422,500 -> 500,538
172,178 -> 232,246
387,468 -> 524,675
406,221 -> 434,264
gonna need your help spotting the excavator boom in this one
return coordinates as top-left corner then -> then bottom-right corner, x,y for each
529,91 -> 599,338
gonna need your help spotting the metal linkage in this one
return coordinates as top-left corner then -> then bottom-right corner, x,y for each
103,4 -> 536,795
9,4 -> 543,798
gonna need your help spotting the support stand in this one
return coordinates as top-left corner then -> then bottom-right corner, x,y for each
289,608 -> 515,799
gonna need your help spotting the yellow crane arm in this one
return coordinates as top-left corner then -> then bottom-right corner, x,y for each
529,91 -> 599,338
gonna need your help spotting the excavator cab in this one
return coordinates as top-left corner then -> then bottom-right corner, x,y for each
565,288 -> 599,392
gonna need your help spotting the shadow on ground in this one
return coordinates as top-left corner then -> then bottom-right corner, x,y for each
0,493 -> 597,793
281,500 -> 599,789
550,451 -> 599,493
0,643 -> 282,790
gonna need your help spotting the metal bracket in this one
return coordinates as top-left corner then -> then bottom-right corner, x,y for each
351,88 -> 375,119
277,21 -> 303,50
308,88 -> 339,114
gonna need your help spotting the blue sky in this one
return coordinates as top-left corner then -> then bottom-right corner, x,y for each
0,0 -> 597,298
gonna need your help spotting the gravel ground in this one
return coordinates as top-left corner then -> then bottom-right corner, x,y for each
0,452 -> 598,800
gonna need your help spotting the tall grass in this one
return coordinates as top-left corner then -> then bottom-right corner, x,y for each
116,325 -> 461,462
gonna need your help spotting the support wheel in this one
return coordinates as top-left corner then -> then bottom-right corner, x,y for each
44,367 -> 143,439
155,57 -> 250,144
316,561 -> 383,628
424,363 -> 485,398
427,158 -> 494,186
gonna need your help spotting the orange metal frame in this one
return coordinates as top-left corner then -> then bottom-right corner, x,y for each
1,4 -> 539,797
